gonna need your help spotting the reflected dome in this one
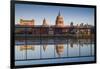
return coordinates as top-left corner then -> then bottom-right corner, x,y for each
56,44 -> 64,57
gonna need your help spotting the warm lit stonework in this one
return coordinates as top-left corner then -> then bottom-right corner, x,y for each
15,12 -> 94,39
20,19 -> 35,26
56,12 -> 64,27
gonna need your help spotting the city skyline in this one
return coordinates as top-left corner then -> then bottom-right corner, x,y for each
15,4 -> 95,26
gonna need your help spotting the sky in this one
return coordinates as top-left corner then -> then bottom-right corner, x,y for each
15,4 -> 95,26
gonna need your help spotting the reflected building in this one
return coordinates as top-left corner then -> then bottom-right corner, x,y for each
43,45 -> 47,51
55,44 -> 64,57
20,45 -> 35,51
70,42 -> 74,48
15,38 -> 94,61
68,39 -> 76,48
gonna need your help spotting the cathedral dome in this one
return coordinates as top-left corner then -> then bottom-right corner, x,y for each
56,44 -> 64,57
56,12 -> 63,19
55,12 -> 64,27
20,19 -> 35,26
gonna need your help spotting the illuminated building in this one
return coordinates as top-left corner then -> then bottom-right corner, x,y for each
20,19 -> 34,26
15,12 -> 94,38
56,12 -> 64,27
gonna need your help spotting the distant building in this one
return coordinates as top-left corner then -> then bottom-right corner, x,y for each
41,18 -> 49,35
68,22 -> 76,34
48,27 -> 54,35
15,12 -> 94,37
55,12 -> 64,27
42,18 -> 48,27
54,12 -> 67,34
20,19 -> 34,26
70,22 -> 74,27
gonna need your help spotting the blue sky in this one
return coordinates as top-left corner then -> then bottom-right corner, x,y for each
15,4 -> 95,26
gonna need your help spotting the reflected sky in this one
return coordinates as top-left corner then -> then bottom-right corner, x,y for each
15,38 -> 95,66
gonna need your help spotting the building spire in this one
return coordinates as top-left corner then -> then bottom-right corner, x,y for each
58,11 -> 61,16
43,18 -> 48,26
43,18 -> 46,22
